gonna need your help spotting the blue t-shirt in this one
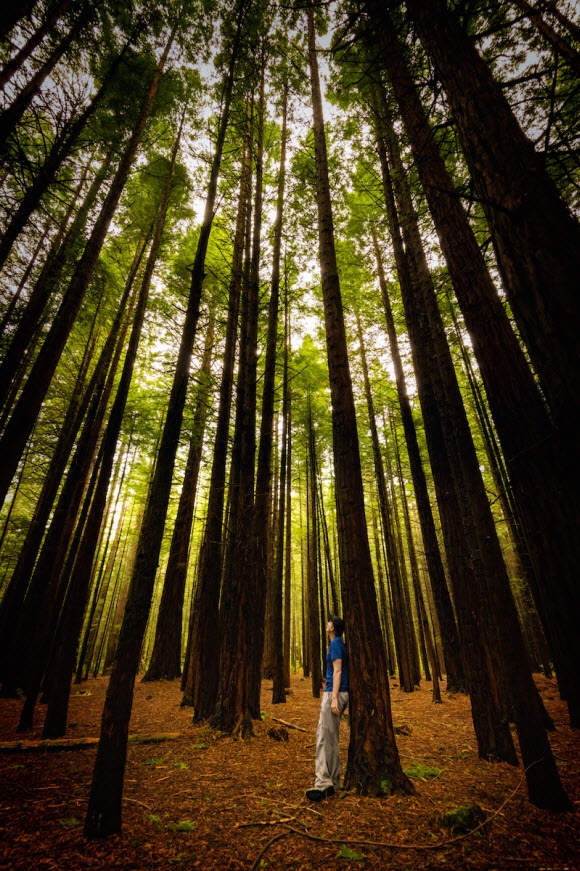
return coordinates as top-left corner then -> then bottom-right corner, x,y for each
325,636 -> 349,692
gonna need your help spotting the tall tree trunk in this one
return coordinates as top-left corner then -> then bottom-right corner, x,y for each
384,100 -> 569,810
75,434 -> 134,683
376,111 -> 517,767
271,288 -> 289,704
0,32 -> 136,274
401,0 -> 580,444
213,80 -> 264,735
0,259 -> 137,697
15,293 -> 132,732
0,0 -> 73,90
354,312 -> 414,693
306,409 -> 322,699
0,3 -> 95,148
307,2 -> 413,797
181,137 -> 250,721
0,235 -> 146,695
0,34 -> 171,507
83,5 -> 249,837
254,78 -> 288,705
42,119 -> 185,738
366,16 -> 580,726
144,309 -> 215,682
370,228 -> 465,693
283,372 -> 292,689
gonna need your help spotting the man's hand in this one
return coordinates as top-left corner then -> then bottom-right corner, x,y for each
331,697 -> 340,716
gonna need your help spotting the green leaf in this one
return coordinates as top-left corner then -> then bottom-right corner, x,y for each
404,762 -> 442,780
337,845 -> 365,860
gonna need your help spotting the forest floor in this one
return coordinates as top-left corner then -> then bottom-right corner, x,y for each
0,672 -> 578,871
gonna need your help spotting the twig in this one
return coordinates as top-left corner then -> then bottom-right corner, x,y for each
123,797 -> 152,810
271,717 -> 308,732
249,832 -> 290,871
245,762 -> 536,868
235,816 -> 296,828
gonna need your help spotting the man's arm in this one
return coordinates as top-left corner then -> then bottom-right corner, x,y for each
331,658 -> 342,715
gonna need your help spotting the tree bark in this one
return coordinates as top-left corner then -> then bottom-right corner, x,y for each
402,0 -> 580,445
254,78 -> 288,705
0,32 -> 136,274
181,132 -> 250,722
367,6 -> 580,728
144,309 -> 215,682
370,228 -> 465,694
0,0 -> 73,90
307,2 -> 413,797
42,119 -> 185,738
0,34 -> 170,508
382,96 -> 569,810
0,3 -> 95,149
213,81 -> 263,735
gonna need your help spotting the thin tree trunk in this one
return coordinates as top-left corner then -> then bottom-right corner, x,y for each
0,0 -> 73,90
83,4 -> 250,837
42,119 -> 185,738
370,228 -> 465,693
283,373 -> 292,689
144,309 -> 215,682
384,96 -> 569,810
0,32 -> 136,274
181,136 -> 250,721
0,3 -> 95,148
305,424 -> 321,699
256,79 -> 288,704
0,35 -> 170,507
0,155 -> 106,415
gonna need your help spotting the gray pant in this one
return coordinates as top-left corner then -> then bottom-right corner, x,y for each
314,690 -> 349,790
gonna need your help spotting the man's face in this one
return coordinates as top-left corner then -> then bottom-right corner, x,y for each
326,620 -> 334,634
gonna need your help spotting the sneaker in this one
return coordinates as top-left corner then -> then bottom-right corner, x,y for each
305,786 -> 335,802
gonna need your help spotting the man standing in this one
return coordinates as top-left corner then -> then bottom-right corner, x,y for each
306,614 -> 349,801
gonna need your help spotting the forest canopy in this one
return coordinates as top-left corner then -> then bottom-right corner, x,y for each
1,0 -> 579,837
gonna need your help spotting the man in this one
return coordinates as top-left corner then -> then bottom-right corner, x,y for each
306,614 -> 349,802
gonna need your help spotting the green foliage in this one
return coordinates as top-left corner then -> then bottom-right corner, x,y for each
169,819 -> 197,832
337,845 -> 365,861
58,816 -> 81,828
379,776 -> 392,795
143,757 -> 167,767
404,762 -> 442,781
439,803 -> 487,834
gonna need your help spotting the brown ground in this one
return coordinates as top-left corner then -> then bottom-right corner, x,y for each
0,673 -> 578,871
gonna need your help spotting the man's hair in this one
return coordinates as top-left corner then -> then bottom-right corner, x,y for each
329,614 -> 345,637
